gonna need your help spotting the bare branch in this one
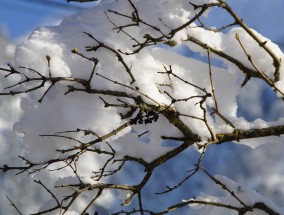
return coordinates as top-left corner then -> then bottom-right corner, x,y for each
6,196 -> 23,215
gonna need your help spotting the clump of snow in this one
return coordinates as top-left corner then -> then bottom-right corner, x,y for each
13,86 -> 126,163
12,0 -> 284,168
186,27 -> 284,81
188,175 -> 284,215
6,0 -> 284,213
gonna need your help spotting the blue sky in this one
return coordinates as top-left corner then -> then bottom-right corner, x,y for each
0,0 -> 94,40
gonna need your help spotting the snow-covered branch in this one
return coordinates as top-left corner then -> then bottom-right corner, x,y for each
1,0 -> 284,214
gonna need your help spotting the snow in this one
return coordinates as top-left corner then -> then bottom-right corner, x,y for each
186,26 -> 284,81
188,175 -> 284,215
1,0 -> 284,214
14,0 -> 233,163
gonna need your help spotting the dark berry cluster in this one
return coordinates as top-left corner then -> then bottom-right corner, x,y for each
130,110 -> 159,125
